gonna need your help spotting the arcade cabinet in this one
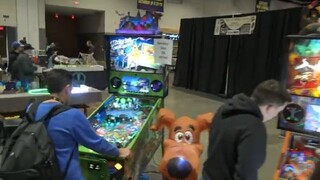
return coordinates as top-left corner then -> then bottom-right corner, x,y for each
274,35 -> 320,180
79,34 -> 169,180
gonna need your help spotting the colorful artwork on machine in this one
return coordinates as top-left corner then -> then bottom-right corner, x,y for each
287,38 -> 320,97
109,36 -> 160,72
116,11 -> 161,35
279,146 -> 319,179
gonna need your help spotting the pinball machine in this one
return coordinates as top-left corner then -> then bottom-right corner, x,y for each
274,35 -> 320,180
79,34 -> 169,180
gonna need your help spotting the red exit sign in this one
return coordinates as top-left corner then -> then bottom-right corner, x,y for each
0,26 -> 4,31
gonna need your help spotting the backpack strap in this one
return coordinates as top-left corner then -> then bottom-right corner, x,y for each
50,105 -> 72,119
30,104 -> 73,178
25,102 -> 43,122
37,104 -> 72,122
40,104 -> 74,178
20,98 -> 36,119
25,103 -> 72,123
0,118 -> 4,148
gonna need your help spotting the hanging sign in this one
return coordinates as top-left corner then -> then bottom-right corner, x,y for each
256,0 -> 271,12
154,39 -> 173,65
137,0 -> 164,12
214,15 -> 256,35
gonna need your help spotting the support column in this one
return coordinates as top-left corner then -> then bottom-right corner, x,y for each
38,0 -> 46,50
16,0 -> 44,50
16,0 -> 28,43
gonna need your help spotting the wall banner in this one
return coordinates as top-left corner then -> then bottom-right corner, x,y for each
214,15 -> 256,36
137,0 -> 164,12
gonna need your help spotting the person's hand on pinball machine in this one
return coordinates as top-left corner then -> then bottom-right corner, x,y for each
119,148 -> 131,158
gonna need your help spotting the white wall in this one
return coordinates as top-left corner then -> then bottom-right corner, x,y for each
16,0 -> 28,39
0,0 -> 302,30
204,0 -> 300,17
0,0 -> 44,27
38,0 -> 46,29
161,0 -> 204,28
271,0 -> 300,10
45,0 -> 205,32
17,0 -> 41,49
28,0 -> 40,49
101,0 -> 143,33
0,0 -> 17,27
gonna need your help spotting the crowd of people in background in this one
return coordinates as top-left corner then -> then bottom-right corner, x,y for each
0,39 -> 96,89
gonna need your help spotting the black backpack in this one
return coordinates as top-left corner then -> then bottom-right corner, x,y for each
0,102 -> 73,180
0,117 -> 5,147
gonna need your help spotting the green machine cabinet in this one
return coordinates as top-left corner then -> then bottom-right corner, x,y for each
79,96 -> 164,180
80,34 -> 169,179
79,155 -> 110,180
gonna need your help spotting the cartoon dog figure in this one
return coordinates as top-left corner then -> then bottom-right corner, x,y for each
151,108 -> 214,180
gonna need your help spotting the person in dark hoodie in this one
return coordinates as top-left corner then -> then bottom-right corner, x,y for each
8,41 -> 23,74
202,79 -> 291,180
20,37 -> 27,46
86,40 -> 95,54
11,44 -> 37,82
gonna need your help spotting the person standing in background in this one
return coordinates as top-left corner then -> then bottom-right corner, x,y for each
86,40 -> 95,54
46,43 -> 56,58
8,41 -> 23,74
20,37 -> 27,46
11,44 -> 37,84
46,42 -> 56,65
48,49 -> 58,69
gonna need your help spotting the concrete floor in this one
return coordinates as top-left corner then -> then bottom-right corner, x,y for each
0,72 -> 284,180
140,86 -> 283,180
92,74 -> 285,180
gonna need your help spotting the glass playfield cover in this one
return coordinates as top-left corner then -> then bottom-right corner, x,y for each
88,95 -> 158,148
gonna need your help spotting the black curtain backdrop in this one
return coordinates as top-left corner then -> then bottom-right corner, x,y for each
173,7 -> 302,97
173,17 -> 231,95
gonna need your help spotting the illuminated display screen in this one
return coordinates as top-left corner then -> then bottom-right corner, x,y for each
108,36 -> 160,72
122,76 -> 150,94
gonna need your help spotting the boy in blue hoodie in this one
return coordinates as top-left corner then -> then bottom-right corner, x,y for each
35,69 -> 130,180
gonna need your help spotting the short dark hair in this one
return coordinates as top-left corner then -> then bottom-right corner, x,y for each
45,69 -> 72,93
251,79 -> 291,106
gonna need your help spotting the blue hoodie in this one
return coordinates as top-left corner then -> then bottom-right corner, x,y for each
35,102 -> 119,180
